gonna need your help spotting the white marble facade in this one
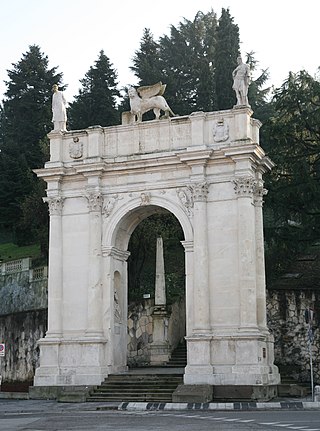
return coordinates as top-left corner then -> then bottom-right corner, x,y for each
34,107 -> 280,389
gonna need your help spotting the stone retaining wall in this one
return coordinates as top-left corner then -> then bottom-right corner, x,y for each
0,309 -> 47,387
267,289 -> 320,384
127,298 -> 186,367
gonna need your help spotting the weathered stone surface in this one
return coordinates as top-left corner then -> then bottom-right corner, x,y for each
172,384 -> 213,403
33,107 -> 279,388
267,288 -> 320,384
0,310 -> 47,384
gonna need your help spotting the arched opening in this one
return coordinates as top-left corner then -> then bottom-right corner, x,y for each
127,211 -> 186,367
104,200 -> 192,373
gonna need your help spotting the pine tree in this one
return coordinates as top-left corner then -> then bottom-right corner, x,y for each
68,50 -> 120,129
0,45 -> 64,243
214,8 -> 240,110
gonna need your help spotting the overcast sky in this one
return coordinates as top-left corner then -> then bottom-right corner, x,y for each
1,0 -> 319,103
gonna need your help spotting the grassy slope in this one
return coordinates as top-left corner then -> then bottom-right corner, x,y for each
0,243 -> 41,261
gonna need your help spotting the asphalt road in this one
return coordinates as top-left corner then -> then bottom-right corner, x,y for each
1,400 -> 320,431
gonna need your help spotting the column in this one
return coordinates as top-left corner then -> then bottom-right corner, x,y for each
192,182 -> 210,333
254,179 -> 268,331
181,240 -> 193,337
86,192 -> 103,336
233,177 -> 258,331
44,196 -> 64,338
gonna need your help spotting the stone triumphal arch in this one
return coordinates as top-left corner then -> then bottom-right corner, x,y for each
34,106 -> 280,399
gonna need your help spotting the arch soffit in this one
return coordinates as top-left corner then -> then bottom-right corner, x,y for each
103,194 -> 193,250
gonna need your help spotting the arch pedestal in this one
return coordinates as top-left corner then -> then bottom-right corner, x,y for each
34,107 -> 280,399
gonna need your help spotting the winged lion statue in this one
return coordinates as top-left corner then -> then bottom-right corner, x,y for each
128,82 -> 176,123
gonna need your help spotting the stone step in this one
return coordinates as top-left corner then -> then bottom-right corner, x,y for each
87,373 -> 183,402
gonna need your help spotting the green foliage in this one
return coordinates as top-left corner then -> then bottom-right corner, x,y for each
0,242 -> 41,262
263,70 -> 320,279
214,8 -> 240,110
0,45 -> 63,247
130,9 -> 246,116
68,50 -> 120,129
128,213 -> 185,302
131,28 -> 162,86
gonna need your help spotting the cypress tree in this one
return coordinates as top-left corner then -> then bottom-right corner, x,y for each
68,50 -> 120,129
214,8 -> 240,110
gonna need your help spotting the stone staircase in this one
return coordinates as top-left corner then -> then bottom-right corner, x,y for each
277,365 -> 311,397
166,341 -> 187,367
87,373 -> 183,402
87,343 -> 186,402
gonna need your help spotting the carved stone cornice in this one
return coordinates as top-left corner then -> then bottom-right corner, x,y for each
43,197 -> 64,216
233,177 -> 257,197
191,182 -> 209,202
86,192 -> 103,212
102,246 -> 130,261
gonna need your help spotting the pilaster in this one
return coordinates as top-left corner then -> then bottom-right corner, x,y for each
43,195 -> 64,338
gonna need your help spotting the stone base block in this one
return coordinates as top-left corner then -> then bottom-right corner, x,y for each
172,384 -> 213,403
29,385 -> 95,402
149,344 -> 170,366
213,384 -> 278,401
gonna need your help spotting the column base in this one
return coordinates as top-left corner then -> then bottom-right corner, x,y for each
184,331 -> 280,387
34,336 -> 108,386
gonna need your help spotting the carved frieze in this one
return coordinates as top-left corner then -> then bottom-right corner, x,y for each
233,177 -> 257,197
177,187 -> 194,216
140,192 -> 151,206
69,137 -> 83,159
44,197 -> 64,216
102,194 -> 121,218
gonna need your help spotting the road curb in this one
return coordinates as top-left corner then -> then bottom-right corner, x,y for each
119,401 -> 320,411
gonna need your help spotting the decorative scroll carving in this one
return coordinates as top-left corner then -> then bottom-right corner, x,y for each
177,187 -> 194,216
213,119 -> 229,143
102,194 -> 121,218
191,182 -> 208,202
233,177 -> 257,196
69,137 -> 83,159
140,192 -> 151,206
86,193 -> 103,212
44,197 -> 64,216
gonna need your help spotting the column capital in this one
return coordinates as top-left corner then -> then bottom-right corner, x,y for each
86,192 -> 103,212
43,196 -> 64,216
191,181 -> 208,202
253,183 -> 268,207
233,176 -> 256,198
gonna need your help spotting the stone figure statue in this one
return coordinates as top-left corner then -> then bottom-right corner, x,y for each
128,81 -> 176,123
232,56 -> 251,107
52,84 -> 67,131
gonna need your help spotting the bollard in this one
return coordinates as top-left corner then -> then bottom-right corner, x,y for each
314,385 -> 320,402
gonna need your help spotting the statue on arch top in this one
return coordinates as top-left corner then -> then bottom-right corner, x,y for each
232,56 -> 251,107
128,81 -> 176,123
52,84 -> 67,131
